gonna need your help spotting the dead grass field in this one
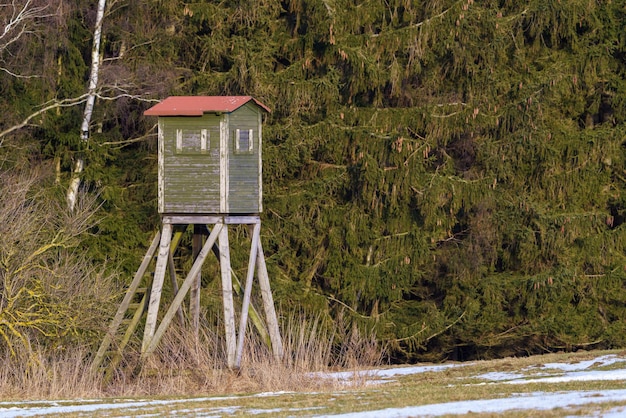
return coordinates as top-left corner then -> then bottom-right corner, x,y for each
4,349 -> 626,416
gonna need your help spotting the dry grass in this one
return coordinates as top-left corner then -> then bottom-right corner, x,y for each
4,343 -> 626,416
0,345 -> 103,400
0,169 -> 386,402
0,311 -> 386,401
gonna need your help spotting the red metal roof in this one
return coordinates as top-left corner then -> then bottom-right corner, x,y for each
144,96 -> 271,116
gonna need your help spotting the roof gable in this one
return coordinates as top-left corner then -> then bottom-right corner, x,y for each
144,96 -> 271,116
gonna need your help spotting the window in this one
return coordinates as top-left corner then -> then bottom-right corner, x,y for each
235,129 -> 254,153
176,128 -> 208,154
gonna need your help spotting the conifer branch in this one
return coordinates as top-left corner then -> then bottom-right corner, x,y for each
326,294 -> 388,320
393,310 -> 466,344
370,2 -> 458,37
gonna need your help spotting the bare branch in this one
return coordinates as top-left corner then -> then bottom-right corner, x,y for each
0,0 -> 53,50
0,94 -> 90,146
0,0 -> 57,78
99,125 -> 157,148
0,91 -> 159,147
94,92 -> 160,104
0,66 -> 39,78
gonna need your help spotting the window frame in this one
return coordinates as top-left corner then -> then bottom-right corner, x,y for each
175,128 -> 209,155
235,128 -> 254,154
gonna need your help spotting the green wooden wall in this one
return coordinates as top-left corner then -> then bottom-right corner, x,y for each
228,103 -> 261,213
160,115 -> 221,213
158,104 -> 262,214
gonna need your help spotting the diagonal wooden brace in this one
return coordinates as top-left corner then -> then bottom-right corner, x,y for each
142,222 -> 223,358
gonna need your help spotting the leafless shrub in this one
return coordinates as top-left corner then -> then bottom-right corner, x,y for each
0,168 -> 117,356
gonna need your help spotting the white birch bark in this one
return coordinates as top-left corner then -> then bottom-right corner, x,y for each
67,0 -> 106,211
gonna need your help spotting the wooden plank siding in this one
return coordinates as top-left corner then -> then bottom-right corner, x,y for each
161,115 -> 222,213
157,103 -> 262,215
228,103 -> 261,213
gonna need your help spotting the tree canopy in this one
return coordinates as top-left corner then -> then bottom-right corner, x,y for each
1,0 -> 626,361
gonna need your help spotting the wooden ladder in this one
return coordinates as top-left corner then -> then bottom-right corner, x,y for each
91,232 -> 160,381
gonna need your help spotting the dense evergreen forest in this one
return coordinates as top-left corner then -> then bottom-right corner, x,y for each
1,0 -> 626,363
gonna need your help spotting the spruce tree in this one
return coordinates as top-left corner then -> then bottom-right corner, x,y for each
1,0 -> 625,361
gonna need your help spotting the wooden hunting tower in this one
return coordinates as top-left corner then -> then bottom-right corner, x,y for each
93,97 -> 282,376
144,96 -> 269,215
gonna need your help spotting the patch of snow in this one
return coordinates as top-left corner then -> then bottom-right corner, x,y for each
323,389 -> 626,417
246,408 -> 286,415
0,399 -> 241,417
314,363 -> 466,382
253,391 -> 293,397
535,354 -> 625,372
474,371 -> 526,381
247,406 -> 324,415
504,368 -> 626,385
472,355 -> 626,385
0,392 -> 291,418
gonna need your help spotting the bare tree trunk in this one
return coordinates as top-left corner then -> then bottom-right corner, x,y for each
67,0 -> 106,211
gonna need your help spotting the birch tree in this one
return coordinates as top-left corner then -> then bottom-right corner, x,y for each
66,0 -> 106,211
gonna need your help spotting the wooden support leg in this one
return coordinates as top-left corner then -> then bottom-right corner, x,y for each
168,228 -> 186,326
257,239 -> 284,361
142,222 -> 172,354
206,225 -> 271,348
219,224 -> 237,368
235,222 -> 261,368
190,225 -> 203,336
143,223 -> 223,358
167,247 -> 185,326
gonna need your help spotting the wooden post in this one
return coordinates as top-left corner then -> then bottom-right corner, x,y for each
206,223 -> 271,348
257,239 -> 283,360
169,229 -> 186,325
235,222 -> 260,368
219,224 -> 237,368
142,222 -> 172,353
190,225 -> 203,335
167,246 -> 185,325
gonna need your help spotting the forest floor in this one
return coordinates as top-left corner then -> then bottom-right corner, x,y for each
3,349 -> 626,417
